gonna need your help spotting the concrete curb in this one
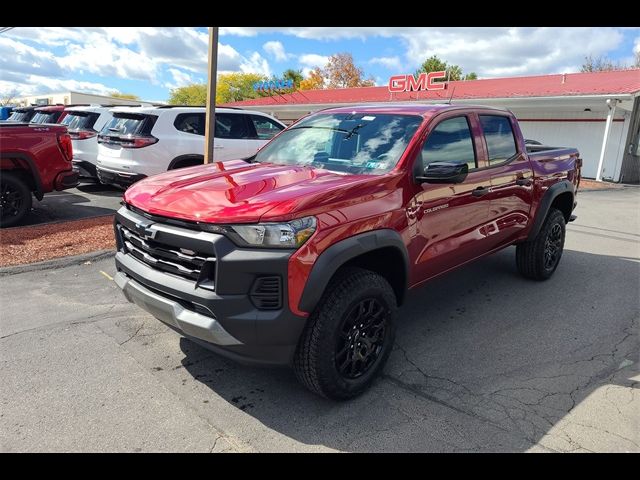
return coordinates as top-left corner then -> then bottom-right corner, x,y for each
0,249 -> 115,276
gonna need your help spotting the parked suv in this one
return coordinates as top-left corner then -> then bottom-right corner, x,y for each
30,104 -> 70,124
61,105 -> 122,180
95,106 -> 286,189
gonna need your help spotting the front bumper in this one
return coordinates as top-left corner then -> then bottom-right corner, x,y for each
97,167 -> 146,189
113,206 -> 308,366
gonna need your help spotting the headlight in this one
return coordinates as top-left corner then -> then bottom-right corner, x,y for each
205,216 -> 317,249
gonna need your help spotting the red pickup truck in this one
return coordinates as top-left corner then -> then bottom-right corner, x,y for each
112,104 -> 581,399
0,123 -> 78,227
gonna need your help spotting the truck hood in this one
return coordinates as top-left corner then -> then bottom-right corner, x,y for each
123,160 -> 386,224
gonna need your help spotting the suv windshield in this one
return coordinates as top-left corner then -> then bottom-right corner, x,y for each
253,113 -> 423,175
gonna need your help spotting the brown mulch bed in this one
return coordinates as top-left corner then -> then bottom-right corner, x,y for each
580,179 -> 624,190
0,215 -> 116,267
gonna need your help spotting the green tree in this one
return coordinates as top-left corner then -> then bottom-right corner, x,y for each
168,83 -> 207,105
415,55 -> 476,81
216,72 -> 268,103
110,91 -> 140,100
281,69 -> 304,89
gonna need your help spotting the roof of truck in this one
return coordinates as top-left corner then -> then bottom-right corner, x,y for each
316,104 -> 511,117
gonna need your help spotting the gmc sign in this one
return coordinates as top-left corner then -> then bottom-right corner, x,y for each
388,71 -> 447,93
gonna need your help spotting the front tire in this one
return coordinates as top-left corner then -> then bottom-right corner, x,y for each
516,208 -> 566,280
1,172 -> 32,228
293,267 -> 397,400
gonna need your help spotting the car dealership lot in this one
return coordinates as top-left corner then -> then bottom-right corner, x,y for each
1,188 -> 638,452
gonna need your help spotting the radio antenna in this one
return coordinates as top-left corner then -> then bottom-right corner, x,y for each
446,84 -> 456,104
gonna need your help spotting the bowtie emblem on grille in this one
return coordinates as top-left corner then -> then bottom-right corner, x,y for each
134,221 -> 157,240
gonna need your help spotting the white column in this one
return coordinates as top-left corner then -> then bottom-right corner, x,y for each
596,99 -> 617,181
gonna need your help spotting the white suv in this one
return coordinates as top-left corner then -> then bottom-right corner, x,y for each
62,105 -> 127,180
95,106 -> 286,189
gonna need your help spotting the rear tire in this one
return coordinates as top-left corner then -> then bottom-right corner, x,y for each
516,208 -> 566,280
1,172 -> 32,228
293,267 -> 397,400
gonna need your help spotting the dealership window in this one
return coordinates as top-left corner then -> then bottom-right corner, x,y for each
249,115 -> 284,140
421,116 -> 477,170
174,113 -> 205,136
479,115 -> 517,164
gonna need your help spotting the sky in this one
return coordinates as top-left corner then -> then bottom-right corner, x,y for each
1,27 -> 639,103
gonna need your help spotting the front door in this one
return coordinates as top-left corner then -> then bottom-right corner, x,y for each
409,114 -> 495,285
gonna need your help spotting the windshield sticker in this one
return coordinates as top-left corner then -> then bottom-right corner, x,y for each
361,116 -> 376,121
365,161 -> 386,170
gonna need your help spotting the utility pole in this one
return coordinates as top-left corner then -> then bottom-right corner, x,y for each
204,27 -> 219,164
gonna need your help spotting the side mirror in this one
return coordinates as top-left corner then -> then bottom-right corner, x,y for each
416,162 -> 469,184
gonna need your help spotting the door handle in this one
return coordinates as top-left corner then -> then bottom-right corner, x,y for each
472,186 -> 490,197
516,177 -> 532,186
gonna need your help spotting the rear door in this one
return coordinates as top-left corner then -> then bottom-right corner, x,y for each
173,112 -> 205,159
410,113 -> 495,284
478,113 -> 534,248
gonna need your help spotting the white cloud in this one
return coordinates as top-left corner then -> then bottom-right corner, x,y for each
0,75 -> 115,97
164,68 -> 195,89
239,52 -> 272,77
369,56 -> 402,71
299,54 -> 329,69
263,41 -> 290,61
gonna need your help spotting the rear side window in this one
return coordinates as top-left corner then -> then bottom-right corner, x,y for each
100,113 -> 155,136
421,116 -> 477,170
61,112 -> 100,130
215,113 -> 253,139
479,115 -> 517,164
248,115 -> 284,140
174,113 -> 205,136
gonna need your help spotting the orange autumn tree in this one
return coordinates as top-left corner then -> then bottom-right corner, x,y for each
300,53 -> 375,90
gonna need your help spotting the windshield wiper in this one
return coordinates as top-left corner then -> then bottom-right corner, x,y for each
288,125 -> 350,134
343,123 -> 366,140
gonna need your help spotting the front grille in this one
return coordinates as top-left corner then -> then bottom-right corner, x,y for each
119,223 -> 214,283
250,276 -> 282,310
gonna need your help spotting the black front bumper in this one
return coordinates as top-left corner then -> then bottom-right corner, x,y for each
113,206 -> 308,366
97,167 -> 146,189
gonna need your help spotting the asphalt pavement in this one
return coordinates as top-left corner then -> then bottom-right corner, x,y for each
19,182 -> 123,226
1,188 -> 638,452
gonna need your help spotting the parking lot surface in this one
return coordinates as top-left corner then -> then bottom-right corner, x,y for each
1,188 -> 638,452
19,183 -> 123,226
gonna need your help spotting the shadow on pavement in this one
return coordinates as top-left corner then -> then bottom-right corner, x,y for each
178,247 -> 639,452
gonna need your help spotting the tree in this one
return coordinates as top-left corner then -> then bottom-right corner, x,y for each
300,67 -> 325,90
110,91 -> 140,101
0,89 -> 20,106
281,69 -> 304,89
415,55 -> 477,81
324,53 -> 375,88
168,83 -> 207,105
216,72 -> 268,103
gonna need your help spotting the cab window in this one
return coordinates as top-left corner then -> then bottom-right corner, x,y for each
479,115 -> 518,165
421,116 -> 477,171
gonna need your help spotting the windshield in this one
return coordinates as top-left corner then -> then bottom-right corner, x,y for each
253,113 -> 423,175
7,111 -> 34,122
61,112 -> 99,130
31,112 -> 61,124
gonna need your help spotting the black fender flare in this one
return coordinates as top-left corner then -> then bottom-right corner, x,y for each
298,229 -> 409,313
527,180 -> 574,241
1,151 -> 44,200
167,154 -> 204,171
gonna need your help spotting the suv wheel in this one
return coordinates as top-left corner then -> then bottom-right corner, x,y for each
516,208 -> 566,280
1,172 -> 32,228
293,267 -> 397,400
